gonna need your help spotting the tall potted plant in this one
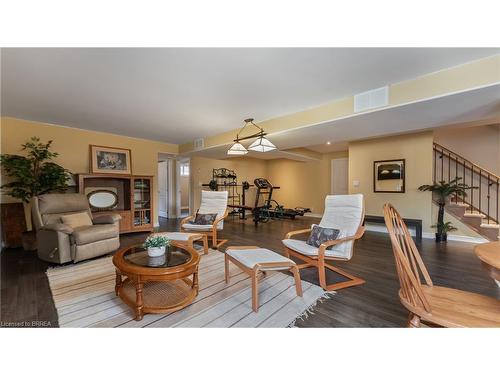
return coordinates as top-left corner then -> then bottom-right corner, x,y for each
1,137 -> 70,248
418,177 -> 474,242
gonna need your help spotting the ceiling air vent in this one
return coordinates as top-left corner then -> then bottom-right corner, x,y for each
354,86 -> 389,113
193,138 -> 205,150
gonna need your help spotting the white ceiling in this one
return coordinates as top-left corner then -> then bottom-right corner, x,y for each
191,84 -> 500,160
1,48 -> 499,144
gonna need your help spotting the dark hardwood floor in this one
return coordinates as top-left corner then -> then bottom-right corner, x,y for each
1,215 -> 498,328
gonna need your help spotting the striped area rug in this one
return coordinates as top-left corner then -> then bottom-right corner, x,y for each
46,250 -> 329,327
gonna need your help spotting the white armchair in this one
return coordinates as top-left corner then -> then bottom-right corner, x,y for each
282,194 -> 366,291
181,190 -> 229,249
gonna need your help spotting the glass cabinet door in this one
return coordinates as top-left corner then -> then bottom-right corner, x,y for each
133,178 -> 152,227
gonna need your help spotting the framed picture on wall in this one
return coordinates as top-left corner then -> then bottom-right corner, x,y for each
373,159 -> 405,193
89,145 -> 132,175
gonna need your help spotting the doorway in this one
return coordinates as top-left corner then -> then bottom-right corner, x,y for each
177,159 -> 191,218
331,157 -> 349,195
157,160 -> 169,218
157,154 -> 175,224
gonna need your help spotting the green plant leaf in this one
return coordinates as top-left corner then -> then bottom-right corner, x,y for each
0,137 -> 68,202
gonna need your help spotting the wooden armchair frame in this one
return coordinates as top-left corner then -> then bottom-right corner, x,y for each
284,224 -> 366,291
181,209 -> 229,249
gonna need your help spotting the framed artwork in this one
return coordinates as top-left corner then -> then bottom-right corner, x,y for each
373,159 -> 405,193
89,145 -> 132,175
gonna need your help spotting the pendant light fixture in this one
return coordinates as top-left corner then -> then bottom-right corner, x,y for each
248,136 -> 277,152
227,141 -> 248,155
227,118 -> 277,155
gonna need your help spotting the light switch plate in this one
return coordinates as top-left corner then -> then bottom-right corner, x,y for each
353,180 -> 360,187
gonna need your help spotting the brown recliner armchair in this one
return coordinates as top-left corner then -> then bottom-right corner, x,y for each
32,193 -> 121,264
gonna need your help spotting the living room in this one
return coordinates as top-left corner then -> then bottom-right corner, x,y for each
1,2 -> 499,374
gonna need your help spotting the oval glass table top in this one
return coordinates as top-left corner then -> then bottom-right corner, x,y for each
87,190 -> 119,210
123,246 -> 192,268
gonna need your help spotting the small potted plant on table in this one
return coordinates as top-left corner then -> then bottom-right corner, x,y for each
143,235 -> 170,257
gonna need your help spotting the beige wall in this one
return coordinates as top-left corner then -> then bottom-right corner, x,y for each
189,156 -> 268,212
434,124 -> 500,175
348,131 -> 483,238
3,116 -> 490,239
266,151 -> 348,214
1,117 -> 178,226
180,175 -> 189,208
349,132 -> 435,231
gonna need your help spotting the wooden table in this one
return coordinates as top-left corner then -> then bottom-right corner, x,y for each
474,241 -> 500,287
113,242 -> 200,321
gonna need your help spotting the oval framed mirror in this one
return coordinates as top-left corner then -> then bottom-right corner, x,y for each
87,190 -> 119,210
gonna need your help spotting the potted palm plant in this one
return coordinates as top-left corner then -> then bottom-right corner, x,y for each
431,221 -> 456,242
418,177 -> 474,242
0,137 -> 70,249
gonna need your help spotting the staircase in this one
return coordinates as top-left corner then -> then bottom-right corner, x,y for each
433,143 -> 499,241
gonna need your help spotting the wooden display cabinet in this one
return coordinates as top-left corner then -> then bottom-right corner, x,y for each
78,174 -> 153,234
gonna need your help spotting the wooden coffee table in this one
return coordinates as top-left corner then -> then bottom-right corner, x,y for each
113,242 -> 200,321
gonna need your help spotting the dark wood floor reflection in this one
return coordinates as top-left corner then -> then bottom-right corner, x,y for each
1,216 -> 498,327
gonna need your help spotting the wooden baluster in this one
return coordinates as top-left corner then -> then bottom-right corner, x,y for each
470,165 -> 481,213
487,175 -> 491,224
463,160 -> 466,204
441,150 -> 444,182
479,170 -> 482,215
448,153 -> 451,182
433,147 -> 437,183
455,156 -> 458,204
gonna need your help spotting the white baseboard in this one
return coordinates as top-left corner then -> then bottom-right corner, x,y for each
444,234 -> 488,244
303,213 -> 322,218
365,224 -> 488,244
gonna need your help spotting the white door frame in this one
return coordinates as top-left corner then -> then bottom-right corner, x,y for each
176,158 -> 191,218
157,160 -> 169,218
167,158 -> 175,218
157,154 -> 176,223
331,157 -> 349,195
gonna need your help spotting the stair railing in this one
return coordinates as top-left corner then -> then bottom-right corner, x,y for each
433,142 -> 499,225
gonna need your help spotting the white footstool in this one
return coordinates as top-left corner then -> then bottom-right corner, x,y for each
152,232 -> 208,254
225,246 -> 303,312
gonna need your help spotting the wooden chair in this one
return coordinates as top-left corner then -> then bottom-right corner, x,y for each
282,194 -> 366,291
383,203 -> 500,328
181,190 -> 229,249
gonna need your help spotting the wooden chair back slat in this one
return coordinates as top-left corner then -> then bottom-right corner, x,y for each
383,203 -> 433,313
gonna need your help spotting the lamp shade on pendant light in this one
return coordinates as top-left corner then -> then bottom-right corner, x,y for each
227,141 -> 248,155
248,136 -> 277,152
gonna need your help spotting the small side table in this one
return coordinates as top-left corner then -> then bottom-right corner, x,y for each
474,241 -> 500,288
225,246 -> 303,312
152,232 -> 209,255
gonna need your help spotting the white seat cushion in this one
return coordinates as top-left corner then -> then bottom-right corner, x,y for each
226,248 -> 296,271
198,190 -> 228,230
152,232 -> 204,241
315,194 -> 364,259
282,238 -> 349,259
182,223 -> 213,231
